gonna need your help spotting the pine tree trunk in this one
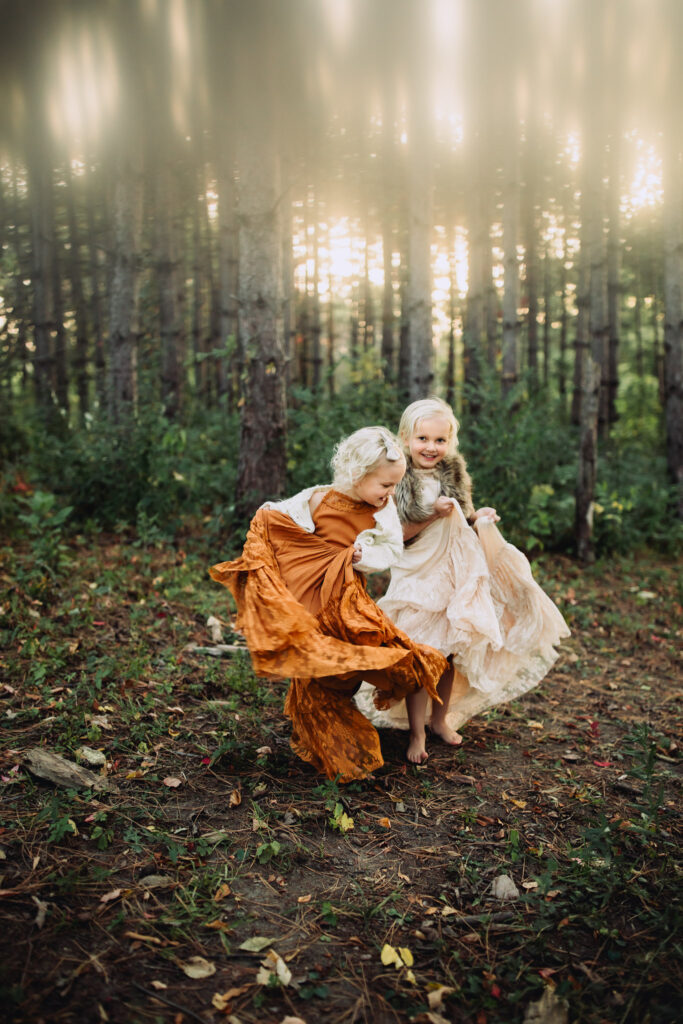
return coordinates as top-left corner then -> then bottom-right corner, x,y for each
217,149 -> 236,402
605,139 -> 621,428
156,164 -> 185,420
27,155 -> 55,420
663,136 -> 683,517
523,138 -> 539,390
406,106 -> 433,400
542,244 -> 551,389
502,153 -> 519,397
381,212 -> 394,379
464,170 -> 485,404
65,161 -> 90,421
108,150 -> 143,423
235,129 -> 287,519
47,173 -> 68,415
573,8 -> 606,565
85,165 -> 106,410
311,202 -> 322,391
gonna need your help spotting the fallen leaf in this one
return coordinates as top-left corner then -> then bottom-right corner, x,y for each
297,894 -> 312,903
229,789 -> 242,807
257,949 -> 291,986
239,935 -> 275,952
150,980 -> 168,991
491,875 -> 519,900
212,986 -> 248,1010
213,882 -> 231,902
163,777 -> 182,788
180,956 -> 216,979
427,984 -> 454,1009
256,746 -> 272,756
378,817 -> 391,829
100,888 -> 122,904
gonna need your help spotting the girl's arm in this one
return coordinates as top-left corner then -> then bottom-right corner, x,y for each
402,495 -> 454,539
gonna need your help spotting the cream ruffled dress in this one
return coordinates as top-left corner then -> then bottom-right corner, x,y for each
354,473 -> 570,731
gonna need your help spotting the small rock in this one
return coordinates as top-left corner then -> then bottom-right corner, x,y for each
76,746 -> 106,767
491,874 -> 520,900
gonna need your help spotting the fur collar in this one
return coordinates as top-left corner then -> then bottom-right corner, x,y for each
395,453 -> 475,522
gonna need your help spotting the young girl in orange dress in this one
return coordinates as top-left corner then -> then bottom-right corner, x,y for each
354,398 -> 570,764
210,426 -> 447,782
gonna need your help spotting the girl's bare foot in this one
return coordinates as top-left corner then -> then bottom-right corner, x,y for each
430,720 -> 463,746
406,730 -> 429,764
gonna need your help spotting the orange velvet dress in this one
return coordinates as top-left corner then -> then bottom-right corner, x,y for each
210,489 -> 447,781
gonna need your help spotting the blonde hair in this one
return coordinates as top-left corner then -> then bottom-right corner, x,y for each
398,397 -> 459,457
331,426 -> 406,490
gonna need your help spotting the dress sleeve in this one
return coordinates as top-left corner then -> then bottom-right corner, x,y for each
353,498 -> 404,573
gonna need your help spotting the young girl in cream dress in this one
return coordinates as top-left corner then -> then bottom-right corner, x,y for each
354,398 -> 570,763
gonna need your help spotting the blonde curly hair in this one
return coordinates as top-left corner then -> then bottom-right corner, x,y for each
397,397 -> 460,457
331,426 -> 405,491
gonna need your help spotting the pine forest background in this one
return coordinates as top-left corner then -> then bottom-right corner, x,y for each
1,0 -> 682,563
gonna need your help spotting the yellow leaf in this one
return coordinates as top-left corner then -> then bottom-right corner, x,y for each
405,968 -> 417,984
378,817 -> 391,829
398,947 -> 414,966
381,943 -> 401,967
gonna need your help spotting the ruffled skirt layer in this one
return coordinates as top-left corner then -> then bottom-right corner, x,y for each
354,504 -> 570,731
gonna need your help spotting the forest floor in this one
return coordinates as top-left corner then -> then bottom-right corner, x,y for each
0,526 -> 680,1024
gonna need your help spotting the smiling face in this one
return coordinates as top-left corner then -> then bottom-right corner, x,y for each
347,457 -> 406,507
408,415 -> 452,469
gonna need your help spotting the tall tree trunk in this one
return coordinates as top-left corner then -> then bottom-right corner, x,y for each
464,153 -> 486,405
542,243 -> 552,388
85,164 -> 106,410
604,138 -> 621,429
502,147 -> 519,397
405,79 -> 433,400
190,177 -> 205,400
310,197 -> 322,391
47,172 -> 68,415
10,162 -> 29,395
571,222 -> 589,426
663,123 -> 683,517
575,5 -> 608,563
281,178 -> 295,392
558,195 -> 570,408
235,127 -> 287,518
108,149 -> 143,423
445,234 -> 457,408
26,155 -> 55,420
217,148 -> 236,402
523,130 -> 539,390
156,164 -> 184,420
65,161 -> 90,421
381,208 -> 395,379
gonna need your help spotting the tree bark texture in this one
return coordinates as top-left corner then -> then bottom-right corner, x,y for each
235,130 -> 287,519
108,151 -> 143,423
